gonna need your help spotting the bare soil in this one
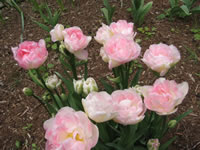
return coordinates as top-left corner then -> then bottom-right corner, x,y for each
0,0 -> 200,149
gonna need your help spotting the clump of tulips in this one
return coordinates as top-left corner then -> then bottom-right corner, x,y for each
12,20 -> 191,150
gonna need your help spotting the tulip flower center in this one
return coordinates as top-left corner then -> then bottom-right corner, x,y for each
62,131 -> 84,142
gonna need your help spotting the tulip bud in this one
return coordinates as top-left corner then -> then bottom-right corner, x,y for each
73,79 -> 84,95
168,120 -> 177,128
46,75 -> 62,90
147,139 -> 160,150
61,93 -> 68,101
83,77 -> 98,96
23,87 -> 33,96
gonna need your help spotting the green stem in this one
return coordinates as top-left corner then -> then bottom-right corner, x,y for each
35,69 -> 60,109
70,54 -> 78,80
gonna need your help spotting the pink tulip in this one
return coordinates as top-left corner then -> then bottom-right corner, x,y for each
50,24 -> 64,42
44,107 -> 99,150
94,23 -> 113,45
104,34 -> 141,69
110,20 -> 134,36
142,43 -> 180,76
62,27 -> 92,60
112,89 -> 146,125
11,39 -> 48,70
142,78 -> 189,115
82,92 -> 116,123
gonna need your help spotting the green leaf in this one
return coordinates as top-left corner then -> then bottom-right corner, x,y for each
68,93 -> 79,110
157,14 -> 166,19
47,63 -> 54,69
106,143 -> 124,150
51,43 -> 57,50
130,67 -> 143,87
127,7 -> 132,12
160,136 -> 177,150
32,20 -> 50,32
28,70 -> 44,88
59,55 -> 72,71
174,109 -> 192,123
169,0 -> 176,8
55,72 -> 74,93
190,28 -> 200,33
22,123 -> 32,130
138,2 -> 153,25
101,8 -> 110,24
180,5 -> 191,15
53,93 -> 63,108
191,6 -> 200,14
45,37 -> 51,43
194,33 -> 200,40
100,78 -> 114,94
75,60 -> 88,67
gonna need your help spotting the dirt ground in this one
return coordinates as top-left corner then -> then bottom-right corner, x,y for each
0,0 -> 200,149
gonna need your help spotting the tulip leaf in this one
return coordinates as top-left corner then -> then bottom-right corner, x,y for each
55,72 -> 74,93
130,67 -> 143,87
106,143 -> 124,150
174,109 -> 192,123
32,20 -> 50,32
28,70 -> 44,88
100,78 -> 114,94
159,136 -> 177,150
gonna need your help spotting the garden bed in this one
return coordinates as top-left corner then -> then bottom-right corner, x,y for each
0,0 -> 200,149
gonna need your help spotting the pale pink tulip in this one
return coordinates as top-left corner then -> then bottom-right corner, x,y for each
104,34 -> 141,69
110,20 -> 134,36
12,39 -> 48,70
94,23 -> 113,44
142,43 -> 180,76
62,27 -> 91,60
44,107 -> 99,150
112,89 -> 146,125
142,78 -> 189,115
50,24 -> 64,42
82,92 -> 116,123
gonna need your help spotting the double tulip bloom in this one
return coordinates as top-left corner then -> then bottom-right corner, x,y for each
142,43 -> 181,76
44,107 -> 99,150
95,20 -> 141,69
12,39 -> 48,70
50,24 -> 92,60
82,89 -> 146,125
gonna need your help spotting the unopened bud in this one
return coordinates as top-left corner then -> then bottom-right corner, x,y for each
61,93 -> 68,101
83,77 -> 98,96
46,75 -> 62,90
147,139 -> 160,150
23,87 -> 33,96
168,120 -> 177,128
73,79 -> 84,95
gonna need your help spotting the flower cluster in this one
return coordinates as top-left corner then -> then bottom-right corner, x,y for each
95,20 -> 141,69
11,20 -> 189,150
50,24 -> 92,60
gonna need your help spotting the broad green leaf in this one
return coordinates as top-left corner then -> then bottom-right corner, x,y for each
130,67 -> 143,87
169,0 -> 176,8
191,6 -> 200,14
101,8 -> 110,24
157,14 -> 166,19
55,72 -> 74,93
180,5 -> 191,15
100,78 -> 114,94
138,2 -> 153,25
